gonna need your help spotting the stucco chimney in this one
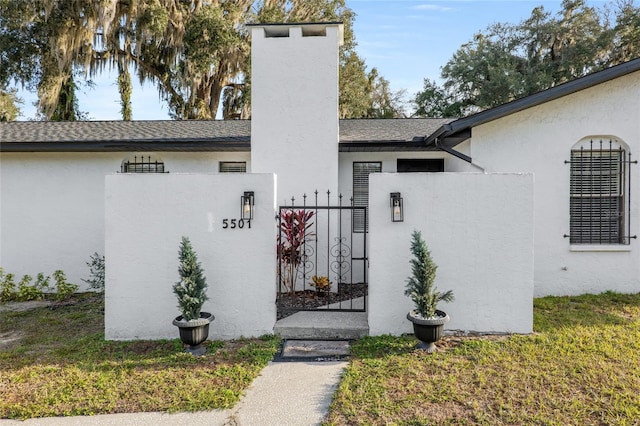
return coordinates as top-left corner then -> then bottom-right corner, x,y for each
249,22 -> 344,203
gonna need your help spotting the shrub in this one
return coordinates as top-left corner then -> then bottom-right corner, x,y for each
53,270 -> 78,301
309,275 -> 332,292
405,230 -> 454,318
0,268 -> 17,302
17,274 -> 44,301
278,209 -> 315,295
35,273 -> 51,293
17,273 -> 52,301
173,237 -> 208,321
82,252 -> 105,292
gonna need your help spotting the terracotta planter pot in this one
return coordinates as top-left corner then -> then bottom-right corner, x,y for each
407,310 -> 450,352
172,312 -> 214,356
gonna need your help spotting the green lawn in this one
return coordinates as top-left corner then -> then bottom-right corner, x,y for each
325,291 -> 640,425
3,291 -> 639,424
0,294 -> 279,419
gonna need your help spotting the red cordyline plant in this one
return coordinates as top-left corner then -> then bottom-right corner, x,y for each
278,209 -> 315,295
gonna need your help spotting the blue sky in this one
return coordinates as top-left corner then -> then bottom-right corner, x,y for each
16,0 -> 607,120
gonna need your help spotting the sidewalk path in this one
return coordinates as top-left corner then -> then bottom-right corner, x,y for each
1,361 -> 347,426
228,361 -> 346,425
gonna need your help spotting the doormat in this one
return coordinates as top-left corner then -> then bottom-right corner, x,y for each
273,339 -> 351,362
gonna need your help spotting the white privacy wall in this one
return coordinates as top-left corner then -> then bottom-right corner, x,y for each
0,152 -> 249,290
0,152 -> 124,288
368,173 -> 534,335
105,173 -> 276,340
469,71 -> 640,296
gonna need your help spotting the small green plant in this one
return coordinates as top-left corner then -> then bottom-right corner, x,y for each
405,230 -> 454,318
278,209 -> 315,295
53,270 -> 78,301
34,273 -> 51,293
17,274 -> 43,301
82,252 -> 105,292
309,275 -> 332,292
173,237 -> 208,321
0,268 -> 17,302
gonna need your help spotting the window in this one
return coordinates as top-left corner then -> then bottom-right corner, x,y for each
219,162 -> 247,173
568,140 -> 632,244
397,158 -> 444,173
121,155 -> 165,173
353,162 -> 381,233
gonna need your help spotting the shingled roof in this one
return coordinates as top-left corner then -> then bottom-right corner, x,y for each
338,118 -> 451,151
0,118 -> 452,152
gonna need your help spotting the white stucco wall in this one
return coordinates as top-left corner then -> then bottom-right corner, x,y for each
105,173 -> 276,340
251,24 -> 342,203
0,152 -> 249,289
368,172 -> 534,335
468,71 -> 640,296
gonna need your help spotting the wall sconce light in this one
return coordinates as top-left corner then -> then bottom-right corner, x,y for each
390,192 -> 403,222
241,191 -> 254,220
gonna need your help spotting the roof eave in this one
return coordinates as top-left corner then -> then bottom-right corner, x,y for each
426,57 -> 640,147
0,140 -> 251,152
339,139 -> 444,152
2,140 -> 448,153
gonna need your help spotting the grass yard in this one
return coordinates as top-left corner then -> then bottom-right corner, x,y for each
325,292 -> 640,425
0,293 -> 279,420
3,291 -> 639,423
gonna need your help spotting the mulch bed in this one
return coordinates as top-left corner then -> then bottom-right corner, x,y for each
277,283 -> 367,320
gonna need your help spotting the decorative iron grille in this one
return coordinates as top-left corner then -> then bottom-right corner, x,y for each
121,156 -> 166,173
277,190 -> 368,318
565,140 -> 636,244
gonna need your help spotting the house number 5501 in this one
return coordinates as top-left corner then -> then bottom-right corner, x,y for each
222,219 -> 252,229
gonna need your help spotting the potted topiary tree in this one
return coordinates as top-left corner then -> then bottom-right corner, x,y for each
405,230 -> 454,352
172,236 -> 214,356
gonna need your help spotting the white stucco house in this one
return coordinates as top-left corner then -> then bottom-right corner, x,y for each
1,22 -> 638,339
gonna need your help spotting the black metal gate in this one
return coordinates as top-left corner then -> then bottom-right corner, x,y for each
277,190 -> 368,319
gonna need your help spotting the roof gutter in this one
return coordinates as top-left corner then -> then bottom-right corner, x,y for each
435,138 -> 472,163
0,140 -> 251,152
428,123 -> 473,163
425,123 -> 451,145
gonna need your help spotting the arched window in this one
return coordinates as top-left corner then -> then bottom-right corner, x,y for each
121,155 -> 166,173
567,138 -> 633,244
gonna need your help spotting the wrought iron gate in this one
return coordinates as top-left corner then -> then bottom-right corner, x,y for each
277,190 -> 368,318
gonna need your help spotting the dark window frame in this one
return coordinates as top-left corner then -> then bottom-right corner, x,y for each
353,161 -> 382,233
397,158 -> 444,173
219,161 -> 247,173
568,141 -> 633,245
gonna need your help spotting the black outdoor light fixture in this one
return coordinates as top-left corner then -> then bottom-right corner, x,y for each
390,192 -> 403,222
241,191 -> 254,220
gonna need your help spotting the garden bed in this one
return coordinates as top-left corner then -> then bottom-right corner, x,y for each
276,283 -> 367,319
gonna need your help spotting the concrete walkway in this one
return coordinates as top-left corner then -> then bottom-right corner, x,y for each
228,361 -> 346,425
1,361 -> 347,426
274,311 -> 368,340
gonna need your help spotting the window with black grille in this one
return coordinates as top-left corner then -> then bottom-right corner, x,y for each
121,156 -> 165,173
568,141 -> 633,244
219,162 -> 247,173
353,162 -> 381,233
